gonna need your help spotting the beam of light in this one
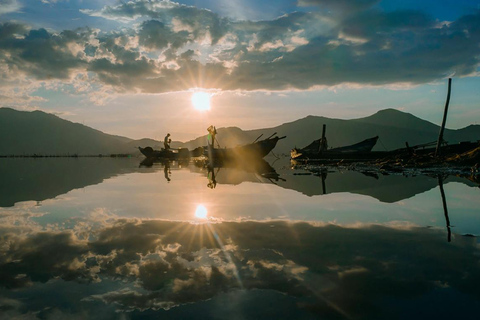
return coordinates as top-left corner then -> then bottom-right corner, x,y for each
191,91 -> 211,111
192,204 -> 243,288
206,222 -> 244,289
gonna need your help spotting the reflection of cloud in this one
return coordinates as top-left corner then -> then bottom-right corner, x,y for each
1,0 -> 480,104
0,219 -> 479,318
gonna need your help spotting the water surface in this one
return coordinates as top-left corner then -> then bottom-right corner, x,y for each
1,157 -> 479,319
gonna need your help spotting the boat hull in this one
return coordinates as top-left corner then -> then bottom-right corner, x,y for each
291,136 -> 379,160
291,140 -> 480,163
206,136 -> 285,164
139,147 -> 199,159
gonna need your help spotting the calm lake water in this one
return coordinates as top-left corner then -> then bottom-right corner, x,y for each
1,157 -> 479,319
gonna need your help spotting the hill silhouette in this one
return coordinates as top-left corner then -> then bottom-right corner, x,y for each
0,108 -> 135,155
183,108 -> 480,154
1,107 -> 479,156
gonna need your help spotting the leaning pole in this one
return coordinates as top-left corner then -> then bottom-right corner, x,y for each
435,78 -> 452,157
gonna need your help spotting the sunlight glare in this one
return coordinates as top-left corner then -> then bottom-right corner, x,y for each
191,92 -> 211,111
195,204 -> 208,219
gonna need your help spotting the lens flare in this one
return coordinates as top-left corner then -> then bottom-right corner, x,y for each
195,204 -> 208,219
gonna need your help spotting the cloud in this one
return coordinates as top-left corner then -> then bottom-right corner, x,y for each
0,231 -> 92,288
0,24 -> 90,80
1,218 -> 480,318
1,0 -> 480,102
297,0 -> 380,14
0,0 -> 21,15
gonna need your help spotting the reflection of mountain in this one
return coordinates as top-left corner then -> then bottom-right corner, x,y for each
275,169 -> 478,202
1,219 -> 479,319
198,157 -> 479,202
1,157 -> 478,207
0,158 -> 141,207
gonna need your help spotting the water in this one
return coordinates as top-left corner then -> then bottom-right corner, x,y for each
1,157 -> 479,319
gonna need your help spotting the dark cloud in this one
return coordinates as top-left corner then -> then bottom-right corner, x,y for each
138,20 -> 186,50
0,24 -> 90,79
1,219 -> 480,318
0,22 -> 26,40
1,1 -> 480,94
0,231 -> 92,288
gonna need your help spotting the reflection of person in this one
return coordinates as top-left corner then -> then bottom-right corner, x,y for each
164,161 -> 171,182
207,165 -> 216,189
164,133 -> 171,150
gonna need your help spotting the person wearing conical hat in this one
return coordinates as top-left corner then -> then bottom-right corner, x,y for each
164,133 -> 171,150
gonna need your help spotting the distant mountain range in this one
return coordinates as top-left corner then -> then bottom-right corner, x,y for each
1,107 -> 479,156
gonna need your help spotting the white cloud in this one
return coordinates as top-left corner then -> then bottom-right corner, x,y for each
0,0 -> 21,15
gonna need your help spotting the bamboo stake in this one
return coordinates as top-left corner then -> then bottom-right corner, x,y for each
438,175 -> 451,242
435,78 -> 452,157
320,124 -> 327,153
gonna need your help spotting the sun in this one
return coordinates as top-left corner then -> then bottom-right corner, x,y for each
194,204 -> 208,219
191,92 -> 211,111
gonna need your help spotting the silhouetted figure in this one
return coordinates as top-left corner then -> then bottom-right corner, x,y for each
207,125 -> 216,148
164,161 -> 171,182
207,125 -> 217,167
164,133 -> 171,150
207,165 -> 217,189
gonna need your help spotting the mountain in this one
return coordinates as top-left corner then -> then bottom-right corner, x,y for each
182,108 -> 480,154
1,107 -> 479,156
0,108 -> 135,155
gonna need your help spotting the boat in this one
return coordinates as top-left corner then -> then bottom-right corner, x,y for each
138,146 -> 203,159
139,133 -> 285,162
205,134 -> 286,164
291,136 -> 379,160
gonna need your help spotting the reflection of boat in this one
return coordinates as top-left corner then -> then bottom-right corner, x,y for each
199,158 -> 284,188
291,136 -> 379,160
282,158 -> 479,202
139,157 -> 189,169
139,146 -> 203,160
207,135 -> 286,163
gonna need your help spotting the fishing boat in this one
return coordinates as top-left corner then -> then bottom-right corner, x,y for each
291,136 -> 379,160
206,134 -> 286,163
138,146 -> 203,159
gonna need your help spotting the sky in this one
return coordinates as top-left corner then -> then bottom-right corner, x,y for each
1,0 -> 480,141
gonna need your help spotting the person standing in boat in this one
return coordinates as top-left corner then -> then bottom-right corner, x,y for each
207,126 -> 216,148
206,125 -> 217,165
164,133 -> 171,150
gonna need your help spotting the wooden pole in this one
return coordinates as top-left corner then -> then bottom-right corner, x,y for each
321,171 -> 327,195
320,124 -> 327,153
435,78 -> 452,157
438,175 -> 451,242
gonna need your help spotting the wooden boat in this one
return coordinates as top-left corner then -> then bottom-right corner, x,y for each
206,135 -> 286,163
291,136 -> 379,160
138,146 -> 203,159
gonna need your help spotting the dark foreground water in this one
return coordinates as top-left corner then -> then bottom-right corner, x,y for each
1,157 -> 479,319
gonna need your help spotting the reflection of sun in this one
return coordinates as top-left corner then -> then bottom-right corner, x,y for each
195,204 -> 208,219
191,92 -> 211,111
